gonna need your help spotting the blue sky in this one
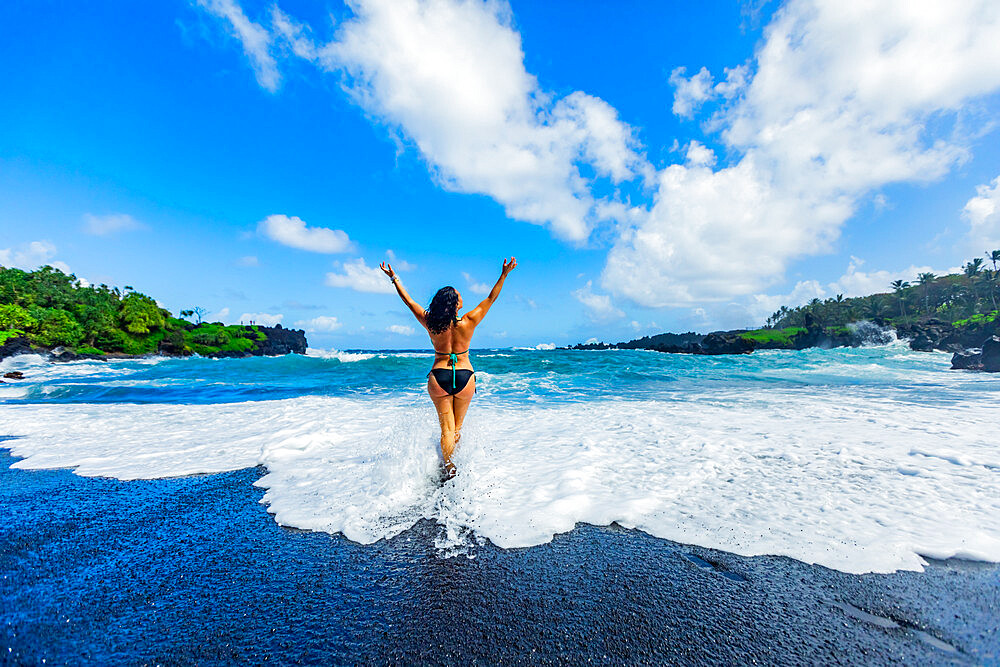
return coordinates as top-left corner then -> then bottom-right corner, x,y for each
2,1 -> 1000,349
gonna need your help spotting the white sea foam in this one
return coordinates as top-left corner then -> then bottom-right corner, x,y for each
306,348 -> 376,362
3,376 -> 1000,573
306,348 -> 429,361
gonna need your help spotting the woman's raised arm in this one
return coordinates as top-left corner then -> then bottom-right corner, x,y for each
380,262 -> 427,327
465,257 -> 516,325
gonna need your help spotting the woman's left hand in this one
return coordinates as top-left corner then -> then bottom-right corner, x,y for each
380,262 -> 396,280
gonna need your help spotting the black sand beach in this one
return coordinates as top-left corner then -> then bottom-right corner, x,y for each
1,446 -> 996,665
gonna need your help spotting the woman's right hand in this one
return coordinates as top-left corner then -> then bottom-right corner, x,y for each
380,262 -> 395,280
502,257 -> 517,276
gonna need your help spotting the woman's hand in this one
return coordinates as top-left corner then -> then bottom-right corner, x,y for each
379,262 -> 396,280
502,257 -> 517,276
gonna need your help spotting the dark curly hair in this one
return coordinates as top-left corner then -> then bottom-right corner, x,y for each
426,286 -> 459,334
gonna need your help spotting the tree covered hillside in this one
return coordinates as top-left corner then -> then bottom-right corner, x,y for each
764,252 -> 1000,331
0,265 -> 278,357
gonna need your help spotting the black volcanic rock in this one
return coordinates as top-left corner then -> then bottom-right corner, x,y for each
617,332 -> 703,350
982,336 -> 1000,372
697,331 -> 754,355
0,337 -> 33,361
897,318 -> 1000,353
951,349 -> 983,370
251,325 -> 307,356
948,335 -> 1000,372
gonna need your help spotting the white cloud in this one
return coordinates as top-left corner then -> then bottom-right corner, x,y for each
197,0 -> 280,91
258,214 -> 352,253
572,281 -> 624,321
604,156 -> 842,306
0,240 -> 62,271
325,257 -> 394,293
605,0 -> 1000,307
295,315 -> 342,332
684,140 -> 716,167
82,213 -> 144,236
386,324 -> 415,335
201,0 -> 645,242
385,249 -> 415,271
238,311 -> 283,326
670,65 -> 748,118
237,255 -> 259,267
201,0 -> 1000,312
325,1 -> 647,240
744,280 -> 827,327
828,256 -> 945,299
669,66 -> 714,118
461,272 -> 490,295
208,307 -> 231,322
713,65 -> 748,98
270,6 -> 316,60
964,175 -> 1000,250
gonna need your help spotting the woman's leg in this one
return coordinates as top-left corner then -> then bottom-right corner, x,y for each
428,377 -> 457,474
452,375 -> 476,438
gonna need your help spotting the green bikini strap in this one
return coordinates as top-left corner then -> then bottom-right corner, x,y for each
448,353 -> 458,389
443,349 -> 469,390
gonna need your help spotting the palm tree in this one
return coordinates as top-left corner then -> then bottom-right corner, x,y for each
965,259 -> 985,308
890,280 -> 910,318
806,298 -> 823,326
867,296 -> 891,320
983,269 -> 999,311
988,250 -> 1000,272
917,272 -> 936,314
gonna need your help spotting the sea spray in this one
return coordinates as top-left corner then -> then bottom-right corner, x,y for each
847,320 -> 897,346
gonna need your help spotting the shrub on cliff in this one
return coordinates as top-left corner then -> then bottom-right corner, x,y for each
0,304 -> 35,331
120,292 -> 167,334
31,308 -> 85,347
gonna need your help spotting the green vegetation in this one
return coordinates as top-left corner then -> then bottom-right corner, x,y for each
0,265 -> 269,357
0,329 -> 25,345
739,327 -> 807,347
763,251 -> 1000,331
953,311 -> 999,328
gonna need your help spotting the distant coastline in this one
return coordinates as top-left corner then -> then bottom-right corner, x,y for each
568,256 -> 1000,371
0,266 -> 307,362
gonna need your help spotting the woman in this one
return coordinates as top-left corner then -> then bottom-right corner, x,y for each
380,257 -> 517,477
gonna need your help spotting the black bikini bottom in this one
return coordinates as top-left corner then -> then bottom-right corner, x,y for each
429,369 -> 475,395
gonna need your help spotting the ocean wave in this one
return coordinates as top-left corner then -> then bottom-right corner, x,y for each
306,348 -> 430,361
3,383 -> 999,574
305,348 -> 377,362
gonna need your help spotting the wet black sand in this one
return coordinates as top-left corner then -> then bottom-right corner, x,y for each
1,447 -> 997,665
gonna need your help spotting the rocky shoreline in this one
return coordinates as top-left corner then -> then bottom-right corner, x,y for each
0,324 -> 307,363
569,318 -> 1000,372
